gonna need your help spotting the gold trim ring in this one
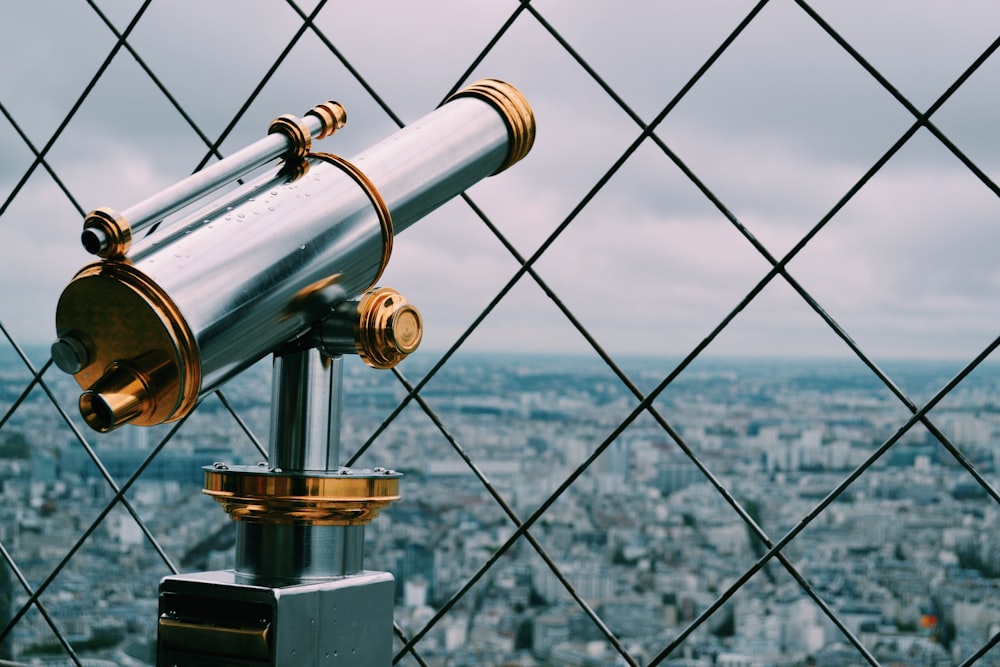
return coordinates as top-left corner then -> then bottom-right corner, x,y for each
447,78 -> 536,174
310,152 -> 393,287
82,207 -> 131,259
203,465 -> 401,526
268,113 -> 312,160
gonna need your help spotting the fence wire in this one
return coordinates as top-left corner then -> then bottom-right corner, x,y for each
1,1 -> 999,666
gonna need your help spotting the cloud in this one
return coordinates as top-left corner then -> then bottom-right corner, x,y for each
2,1 -> 1000,364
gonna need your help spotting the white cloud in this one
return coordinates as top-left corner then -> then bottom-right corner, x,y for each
2,1 -> 1000,363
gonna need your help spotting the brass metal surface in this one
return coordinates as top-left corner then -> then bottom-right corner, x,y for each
158,617 -> 270,660
267,113 -> 312,160
79,352 -> 173,432
448,78 -> 536,173
305,100 -> 347,140
54,262 -> 200,430
268,101 -> 346,160
354,287 -> 422,369
82,206 -> 131,259
310,152 -> 393,287
204,467 -> 400,526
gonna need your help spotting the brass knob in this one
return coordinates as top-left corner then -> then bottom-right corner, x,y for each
317,287 -> 422,368
355,287 -> 423,369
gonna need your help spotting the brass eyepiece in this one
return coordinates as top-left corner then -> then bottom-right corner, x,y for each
82,207 -> 131,259
80,363 -> 150,433
78,352 -> 174,432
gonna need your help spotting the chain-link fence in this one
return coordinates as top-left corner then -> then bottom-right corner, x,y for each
2,1 -> 1000,665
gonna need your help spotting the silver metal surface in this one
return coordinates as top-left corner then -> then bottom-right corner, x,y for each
159,569 -> 395,666
268,349 -> 343,472
234,523 -> 365,584
82,114 -> 330,256
129,91 -> 513,400
351,95 -> 509,235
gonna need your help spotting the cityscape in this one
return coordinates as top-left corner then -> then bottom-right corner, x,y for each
0,347 -> 998,666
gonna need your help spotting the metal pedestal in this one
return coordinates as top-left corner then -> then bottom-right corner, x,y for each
156,350 -> 401,666
158,570 -> 394,667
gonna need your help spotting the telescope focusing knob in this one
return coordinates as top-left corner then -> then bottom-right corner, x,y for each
389,306 -> 421,355
354,287 -> 423,369
317,287 -> 422,369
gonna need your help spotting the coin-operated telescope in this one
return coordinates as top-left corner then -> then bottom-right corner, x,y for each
51,79 -> 534,666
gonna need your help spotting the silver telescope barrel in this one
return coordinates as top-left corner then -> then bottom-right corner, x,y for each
81,101 -> 348,259
53,79 -> 534,432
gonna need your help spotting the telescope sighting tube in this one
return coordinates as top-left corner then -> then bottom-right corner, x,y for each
53,79 -> 535,432
81,101 -> 347,259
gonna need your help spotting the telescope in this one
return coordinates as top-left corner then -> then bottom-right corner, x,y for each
50,79 -> 534,666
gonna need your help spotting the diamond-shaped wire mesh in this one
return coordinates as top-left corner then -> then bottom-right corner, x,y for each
2,1 -> 1000,665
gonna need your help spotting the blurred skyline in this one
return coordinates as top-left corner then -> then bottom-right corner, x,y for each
2,1 -> 1000,362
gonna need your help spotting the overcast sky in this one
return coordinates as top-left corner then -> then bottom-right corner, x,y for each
2,1 -> 1000,366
